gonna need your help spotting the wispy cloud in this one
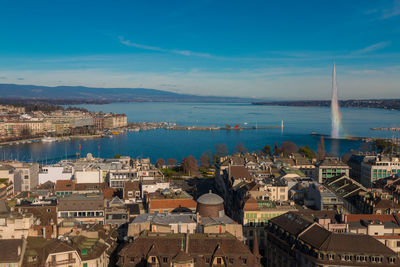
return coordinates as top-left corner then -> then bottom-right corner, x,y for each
364,0 -> 400,19
119,36 -> 212,58
353,41 -> 391,55
382,0 -> 400,19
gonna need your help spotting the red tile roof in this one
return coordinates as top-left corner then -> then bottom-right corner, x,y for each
55,180 -> 74,191
149,199 -> 197,212
229,166 -> 252,179
345,214 -> 397,223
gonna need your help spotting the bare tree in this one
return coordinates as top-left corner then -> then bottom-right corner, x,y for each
263,144 -> 271,156
182,155 -> 197,175
156,158 -> 165,168
234,143 -> 248,154
280,141 -> 298,155
273,143 -> 280,156
200,152 -> 210,168
317,136 -> 325,161
167,158 -> 177,166
216,143 -> 229,157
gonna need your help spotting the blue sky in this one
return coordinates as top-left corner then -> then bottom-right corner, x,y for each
0,0 -> 399,99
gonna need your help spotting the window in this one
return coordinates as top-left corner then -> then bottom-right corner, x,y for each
344,255 -> 352,261
83,263 -> 87,267
151,256 -> 156,263
163,257 -> 168,263
130,257 -> 135,262
81,249 -> 87,255
328,254 -> 335,260
389,257 -> 396,263
217,257 -> 222,264
206,258 -> 210,263
242,258 -> 247,264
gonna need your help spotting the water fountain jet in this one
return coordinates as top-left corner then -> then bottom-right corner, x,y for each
331,63 -> 341,139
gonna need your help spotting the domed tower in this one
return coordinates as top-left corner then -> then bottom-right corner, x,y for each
196,190 -> 225,218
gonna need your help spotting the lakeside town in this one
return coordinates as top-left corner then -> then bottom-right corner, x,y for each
0,103 -> 284,148
1,137 -> 400,266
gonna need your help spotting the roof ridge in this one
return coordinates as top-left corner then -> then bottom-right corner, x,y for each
297,222 -> 318,238
318,231 -> 333,250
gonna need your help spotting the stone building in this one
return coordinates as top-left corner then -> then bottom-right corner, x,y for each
118,231 -> 261,267
265,212 -> 400,267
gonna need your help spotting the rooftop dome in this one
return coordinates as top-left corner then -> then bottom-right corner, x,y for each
197,191 -> 223,205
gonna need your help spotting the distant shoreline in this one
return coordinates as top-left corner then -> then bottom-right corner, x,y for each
252,99 -> 400,111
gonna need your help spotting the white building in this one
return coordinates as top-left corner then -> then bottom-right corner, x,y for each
74,169 -> 102,184
38,165 -> 73,184
361,155 -> 400,187
141,180 -> 170,198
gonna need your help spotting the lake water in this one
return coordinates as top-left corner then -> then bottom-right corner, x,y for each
1,102 -> 399,163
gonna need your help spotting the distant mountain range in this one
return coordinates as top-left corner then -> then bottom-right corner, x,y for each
0,83 -> 256,103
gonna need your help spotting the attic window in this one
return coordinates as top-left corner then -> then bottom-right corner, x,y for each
242,258 -> 247,264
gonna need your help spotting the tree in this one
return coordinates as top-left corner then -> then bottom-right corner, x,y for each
317,136 -> 325,161
273,143 -> 280,156
280,141 -> 298,155
215,144 -> 229,157
263,144 -> 271,156
114,154 -> 122,159
200,152 -> 210,168
299,145 -> 316,159
182,155 -> 197,175
234,143 -> 248,154
167,158 -> 177,166
341,152 -> 353,163
156,158 -> 165,168
374,139 -> 398,154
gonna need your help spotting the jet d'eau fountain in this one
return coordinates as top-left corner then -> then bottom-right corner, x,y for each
331,63 -> 342,139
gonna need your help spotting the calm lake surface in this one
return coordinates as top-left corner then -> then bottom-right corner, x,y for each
1,102 -> 399,163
